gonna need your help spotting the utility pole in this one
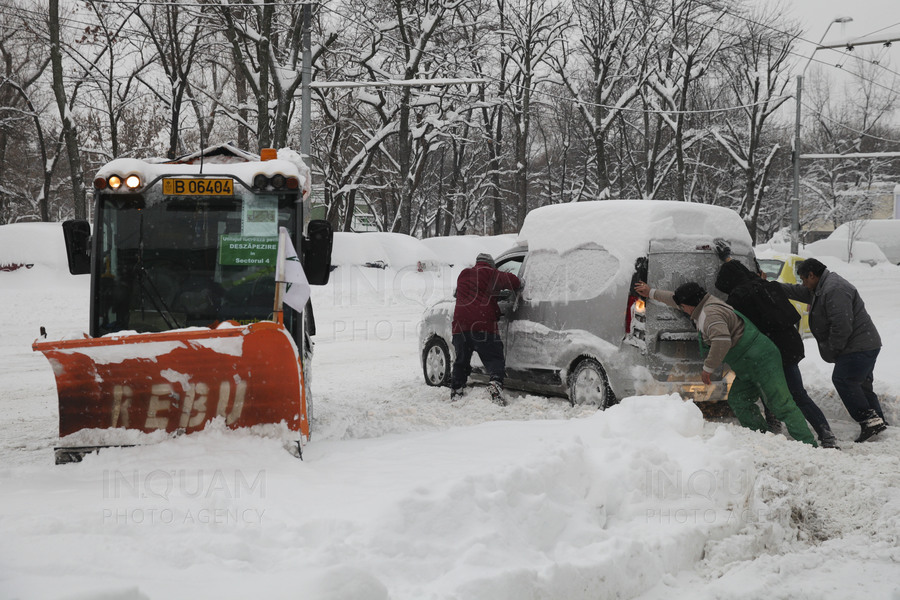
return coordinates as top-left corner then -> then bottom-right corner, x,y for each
300,3 -> 312,229
790,21 -> 900,253
790,16 -> 852,253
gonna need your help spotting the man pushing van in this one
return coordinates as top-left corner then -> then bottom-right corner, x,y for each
634,280 -> 816,446
451,253 -> 522,406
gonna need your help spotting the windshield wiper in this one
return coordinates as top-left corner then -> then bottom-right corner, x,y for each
136,215 -> 182,330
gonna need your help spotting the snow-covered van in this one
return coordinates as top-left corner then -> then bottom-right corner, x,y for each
419,200 -> 757,407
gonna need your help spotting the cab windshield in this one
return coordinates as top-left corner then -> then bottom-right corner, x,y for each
93,185 -> 298,335
757,259 -> 784,281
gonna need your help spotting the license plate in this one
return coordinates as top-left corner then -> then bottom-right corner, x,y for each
163,178 -> 234,196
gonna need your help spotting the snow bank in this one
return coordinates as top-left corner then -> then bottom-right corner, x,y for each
803,238 -> 889,265
0,395 -> 763,600
330,231 -> 393,267
827,219 -> 900,264
331,232 -> 450,271
758,237 -> 891,266
0,222 -> 70,271
357,232 -> 445,270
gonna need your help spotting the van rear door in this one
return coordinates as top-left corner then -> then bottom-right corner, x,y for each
642,239 -> 727,383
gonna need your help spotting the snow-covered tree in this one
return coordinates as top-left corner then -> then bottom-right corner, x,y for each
626,0 -> 728,201
707,7 -> 797,241
549,0 -> 649,200
0,2 -> 53,222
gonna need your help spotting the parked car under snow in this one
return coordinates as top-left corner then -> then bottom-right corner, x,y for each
419,200 -> 759,407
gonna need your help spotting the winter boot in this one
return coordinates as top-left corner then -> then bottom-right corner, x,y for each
855,413 -> 887,443
488,381 -> 507,407
817,427 -> 840,449
450,387 -> 465,402
763,405 -> 783,435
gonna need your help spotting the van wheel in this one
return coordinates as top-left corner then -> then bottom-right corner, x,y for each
568,358 -> 614,409
423,337 -> 451,387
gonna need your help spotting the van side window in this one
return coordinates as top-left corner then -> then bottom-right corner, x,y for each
523,244 -> 619,303
497,256 -> 524,277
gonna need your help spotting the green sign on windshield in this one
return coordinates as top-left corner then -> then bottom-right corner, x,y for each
219,235 -> 278,266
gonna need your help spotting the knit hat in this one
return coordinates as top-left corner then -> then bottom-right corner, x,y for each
715,260 -> 756,294
475,253 -> 496,268
673,282 -> 707,307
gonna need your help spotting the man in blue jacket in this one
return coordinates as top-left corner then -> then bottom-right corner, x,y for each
778,258 -> 887,442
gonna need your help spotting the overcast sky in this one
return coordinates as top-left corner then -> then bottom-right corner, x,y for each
780,0 -> 900,70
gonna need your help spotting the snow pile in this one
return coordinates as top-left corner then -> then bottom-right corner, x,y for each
356,232 -> 445,270
330,231 -> 392,267
1,396 -> 764,599
803,238 -> 888,265
758,233 -> 891,266
0,222 -> 70,272
330,232 -> 448,271
326,232 -> 461,308
827,219 -> 900,264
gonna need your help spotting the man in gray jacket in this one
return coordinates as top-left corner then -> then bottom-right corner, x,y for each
778,258 -> 887,442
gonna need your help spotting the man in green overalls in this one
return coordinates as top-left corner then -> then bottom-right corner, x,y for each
634,280 -> 816,446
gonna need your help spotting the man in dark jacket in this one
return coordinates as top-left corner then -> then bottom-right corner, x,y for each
451,253 -> 522,406
715,255 -> 838,448
778,258 -> 887,442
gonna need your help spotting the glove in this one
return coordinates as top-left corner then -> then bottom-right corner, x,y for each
714,239 -> 731,261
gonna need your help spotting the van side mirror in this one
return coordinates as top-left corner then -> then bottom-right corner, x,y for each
303,219 -> 333,285
62,220 -> 91,275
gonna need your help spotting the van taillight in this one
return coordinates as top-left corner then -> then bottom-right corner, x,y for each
625,296 -> 646,334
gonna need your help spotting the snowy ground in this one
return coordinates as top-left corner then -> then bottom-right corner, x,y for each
1,225 -> 899,600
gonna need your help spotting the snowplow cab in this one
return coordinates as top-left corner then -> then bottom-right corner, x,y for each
34,144 -> 333,463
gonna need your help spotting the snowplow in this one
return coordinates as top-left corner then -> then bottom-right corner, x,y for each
34,144 -> 333,463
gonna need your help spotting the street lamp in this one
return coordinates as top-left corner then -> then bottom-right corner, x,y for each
791,16 -> 853,253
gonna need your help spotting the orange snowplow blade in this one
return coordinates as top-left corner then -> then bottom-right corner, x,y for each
33,321 -> 307,440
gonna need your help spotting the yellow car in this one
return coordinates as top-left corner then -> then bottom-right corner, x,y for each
756,252 -> 811,336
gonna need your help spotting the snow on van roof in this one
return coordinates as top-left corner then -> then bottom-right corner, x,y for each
517,200 -> 752,259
